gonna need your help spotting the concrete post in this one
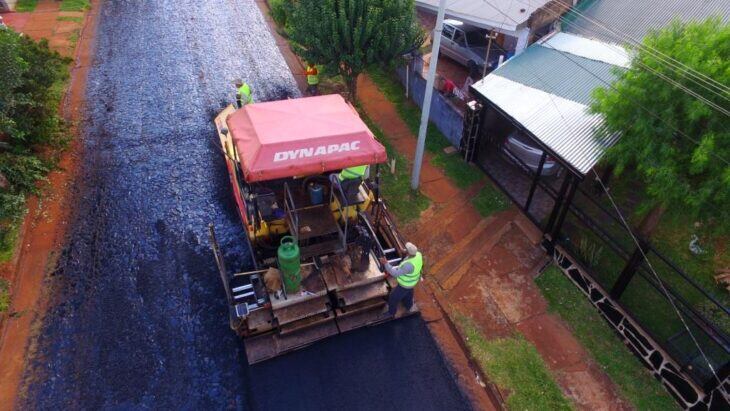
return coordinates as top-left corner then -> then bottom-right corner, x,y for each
411,0 -> 448,190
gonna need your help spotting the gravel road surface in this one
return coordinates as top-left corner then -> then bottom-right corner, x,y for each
19,1 -> 469,410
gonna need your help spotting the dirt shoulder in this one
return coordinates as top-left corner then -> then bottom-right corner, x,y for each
0,2 -> 100,410
356,72 -> 631,410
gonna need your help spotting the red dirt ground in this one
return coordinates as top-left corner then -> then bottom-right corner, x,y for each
0,2 -> 99,409
357,73 -> 631,410
245,4 -> 505,410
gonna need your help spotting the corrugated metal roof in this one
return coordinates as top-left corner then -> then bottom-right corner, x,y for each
564,0 -> 730,44
540,32 -> 629,68
472,75 -> 619,175
491,43 -> 620,105
416,0 -> 551,33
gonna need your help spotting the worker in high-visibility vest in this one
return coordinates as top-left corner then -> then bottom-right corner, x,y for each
379,242 -> 422,318
338,165 -> 367,181
305,63 -> 319,96
235,79 -> 253,108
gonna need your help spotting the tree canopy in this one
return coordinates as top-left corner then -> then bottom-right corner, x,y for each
1,28 -> 69,150
0,28 -> 69,251
591,18 -> 729,224
287,0 -> 424,99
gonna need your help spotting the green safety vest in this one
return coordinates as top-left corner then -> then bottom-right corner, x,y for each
339,165 -> 368,181
396,252 -> 422,288
237,83 -> 253,105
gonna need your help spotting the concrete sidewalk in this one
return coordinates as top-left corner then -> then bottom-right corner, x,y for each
357,74 -> 630,410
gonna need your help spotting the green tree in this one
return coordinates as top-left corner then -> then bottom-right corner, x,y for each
0,28 -> 69,150
591,18 -> 730,232
0,28 -> 70,257
287,0 -> 424,100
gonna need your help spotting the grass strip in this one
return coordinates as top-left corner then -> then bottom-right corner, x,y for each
68,29 -> 80,47
472,183 -> 510,217
536,266 -> 678,410
57,16 -> 84,23
15,0 -> 38,12
368,67 -> 482,189
60,0 -> 90,12
455,314 -> 573,410
0,278 -> 9,313
0,216 -> 23,264
357,108 -> 430,223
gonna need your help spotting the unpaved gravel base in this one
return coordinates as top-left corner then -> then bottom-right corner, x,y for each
18,1 -> 469,409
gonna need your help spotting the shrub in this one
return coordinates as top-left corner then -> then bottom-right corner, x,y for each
0,30 -> 70,150
0,28 -> 71,260
0,278 -> 9,313
269,0 -> 290,28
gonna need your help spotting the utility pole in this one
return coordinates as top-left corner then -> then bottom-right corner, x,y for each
411,0 -> 448,190
482,30 -> 497,78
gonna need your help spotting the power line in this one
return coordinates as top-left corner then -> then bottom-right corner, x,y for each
477,0 -> 730,166
556,2 -> 730,110
561,3 -> 730,95
592,170 -> 722,387
478,0 -> 725,387
537,39 -> 730,165
540,0 -> 730,97
512,0 -> 730,115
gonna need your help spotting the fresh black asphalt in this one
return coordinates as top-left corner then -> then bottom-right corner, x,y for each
19,1 -> 470,409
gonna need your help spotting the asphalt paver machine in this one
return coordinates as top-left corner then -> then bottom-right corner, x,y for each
211,94 -> 417,363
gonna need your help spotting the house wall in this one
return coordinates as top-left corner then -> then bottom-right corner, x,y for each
396,64 -> 464,147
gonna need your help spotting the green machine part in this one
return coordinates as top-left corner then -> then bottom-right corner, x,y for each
277,236 -> 301,293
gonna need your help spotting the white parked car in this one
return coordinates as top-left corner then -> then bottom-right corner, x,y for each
440,19 -> 506,73
502,131 -> 560,176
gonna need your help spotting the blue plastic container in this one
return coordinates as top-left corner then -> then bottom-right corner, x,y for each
308,184 -> 324,205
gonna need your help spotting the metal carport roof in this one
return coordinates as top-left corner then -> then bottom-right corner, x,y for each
416,0 -> 552,34
471,33 -> 625,175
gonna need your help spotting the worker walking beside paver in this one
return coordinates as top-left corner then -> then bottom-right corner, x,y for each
305,63 -> 319,96
235,79 -> 253,108
379,242 -> 422,318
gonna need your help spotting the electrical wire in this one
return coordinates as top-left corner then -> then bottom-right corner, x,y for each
511,0 -> 730,115
592,170 -> 722,387
533,0 -> 730,97
477,0 -> 730,166
477,0 -> 725,386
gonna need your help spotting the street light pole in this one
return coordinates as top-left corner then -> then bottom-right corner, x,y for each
411,0 -> 448,190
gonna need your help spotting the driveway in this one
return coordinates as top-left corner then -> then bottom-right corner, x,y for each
18,1 -> 469,409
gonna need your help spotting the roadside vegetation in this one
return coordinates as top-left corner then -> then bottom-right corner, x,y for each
0,29 -> 71,261
0,278 -> 9,313
368,67 -> 483,190
268,0 -> 290,32
455,313 -> 573,410
472,184 -> 510,217
590,18 -> 729,295
57,16 -> 84,23
15,0 -> 38,12
359,110 -> 430,223
536,266 -> 678,410
60,0 -> 91,12
592,19 -> 729,232
285,0 -> 423,101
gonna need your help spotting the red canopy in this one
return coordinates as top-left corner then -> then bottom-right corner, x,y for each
226,94 -> 387,182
